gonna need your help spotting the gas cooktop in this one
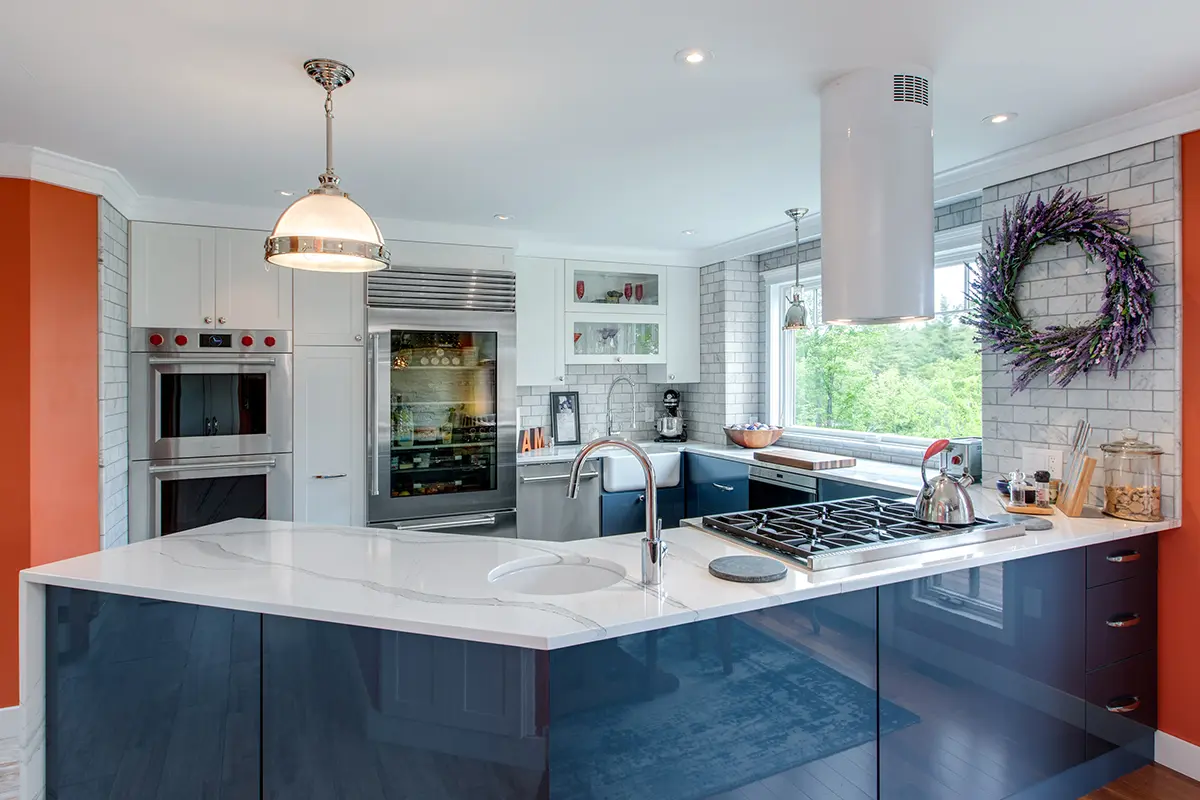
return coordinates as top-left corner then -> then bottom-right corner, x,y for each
692,496 -> 1026,571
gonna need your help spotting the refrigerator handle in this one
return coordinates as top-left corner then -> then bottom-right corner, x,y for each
369,333 -> 381,497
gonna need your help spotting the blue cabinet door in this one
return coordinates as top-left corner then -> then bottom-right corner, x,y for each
877,549 -> 1092,799
819,477 -> 909,502
549,588 -> 880,799
685,453 -> 750,517
602,485 -> 684,536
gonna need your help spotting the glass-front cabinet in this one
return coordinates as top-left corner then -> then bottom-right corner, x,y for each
566,312 -> 666,365
566,261 -> 665,314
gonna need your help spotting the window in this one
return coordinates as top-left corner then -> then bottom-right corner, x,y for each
765,232 -> 983,443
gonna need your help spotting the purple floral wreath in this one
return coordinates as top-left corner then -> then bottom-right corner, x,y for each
965,188 -> 1156,392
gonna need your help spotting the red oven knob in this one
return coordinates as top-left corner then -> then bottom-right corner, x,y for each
264,336 -> 276,347
174,334 -> 188,346
148,333 -> 164,347
241,335 -> 254,347
951,455 -> 963,465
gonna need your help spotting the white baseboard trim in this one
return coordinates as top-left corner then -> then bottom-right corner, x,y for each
1156,730 -> 1200,781
0,704 -> 17,738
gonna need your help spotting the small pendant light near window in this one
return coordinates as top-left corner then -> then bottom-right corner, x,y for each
265,59 -> 391,272
782,207 -> 810,331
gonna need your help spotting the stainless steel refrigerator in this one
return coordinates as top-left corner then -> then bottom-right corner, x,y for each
366,266 -> 517,536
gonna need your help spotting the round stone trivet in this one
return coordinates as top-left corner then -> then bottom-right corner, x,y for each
990,512 -> 1054,531
708,555 -> 788,583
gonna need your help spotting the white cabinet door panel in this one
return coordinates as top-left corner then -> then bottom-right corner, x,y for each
294,271 -> 364,346
647,266 -> 701,384
130,222 -> 216,329
294,346 -> 365,526
214,228 -> 293,330
514,257 -> 565,387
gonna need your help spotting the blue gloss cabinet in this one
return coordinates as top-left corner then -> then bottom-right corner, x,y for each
684,453 -> 749,517
601,485 -> 685,536
44,587 -> 261,799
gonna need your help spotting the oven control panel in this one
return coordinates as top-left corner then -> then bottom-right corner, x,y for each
131,328 -> 292,354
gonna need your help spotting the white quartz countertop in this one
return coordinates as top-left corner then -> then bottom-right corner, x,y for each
517,441 -> 925,494
22,490 -> 1177,651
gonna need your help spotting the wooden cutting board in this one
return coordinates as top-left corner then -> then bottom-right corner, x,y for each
753,448 -> 857,471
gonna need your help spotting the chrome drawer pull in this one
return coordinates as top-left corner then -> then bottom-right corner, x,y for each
713,483 -> 735,492
1106,613 -> 1141,628
1105,697 -> 1141,714
1106,550 -> 1141,563
313,473 -> 347,480
520,471 -> 598,484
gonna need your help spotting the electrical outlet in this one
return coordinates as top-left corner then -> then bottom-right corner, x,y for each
1046,451 -> 1063,480
1021,447 -> 1050,476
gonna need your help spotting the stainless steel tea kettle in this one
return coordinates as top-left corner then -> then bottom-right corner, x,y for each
914,439 -> 976,525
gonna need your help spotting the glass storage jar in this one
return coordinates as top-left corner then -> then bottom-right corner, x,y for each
1099,429 -> 1163,522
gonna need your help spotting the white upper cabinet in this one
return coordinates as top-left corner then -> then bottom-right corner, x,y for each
565,261 -> 666,315
293,346 -> 366,526
514,257 -> 566,386
131,223 -> 216,329
647,267 -> 701,384
294,271 -> 365,346
131,222 -> 292,330
388,240 -> 510,272
214,227 -> 292,330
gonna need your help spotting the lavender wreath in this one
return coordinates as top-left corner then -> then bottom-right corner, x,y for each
965,188 -> 1157,392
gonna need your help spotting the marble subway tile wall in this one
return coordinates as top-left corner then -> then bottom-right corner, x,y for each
100,200 -> 130,550
980,138 -> 1180,516
518,365 -> 697,442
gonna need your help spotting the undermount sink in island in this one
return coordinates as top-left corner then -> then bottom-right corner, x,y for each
17,495 -> 1178,800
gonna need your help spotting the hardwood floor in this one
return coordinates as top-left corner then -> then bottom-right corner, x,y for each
1082,765 -> 1200,799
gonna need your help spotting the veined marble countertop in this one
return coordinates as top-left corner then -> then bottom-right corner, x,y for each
22,489 -> 1176,651
517,441 -> 925,495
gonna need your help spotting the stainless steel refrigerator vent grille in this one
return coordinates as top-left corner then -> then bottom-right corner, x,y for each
368,266 -> 516,312
892,74 -> 929,106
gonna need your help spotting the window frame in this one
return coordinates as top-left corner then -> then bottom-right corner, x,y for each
761,225 -> 982,456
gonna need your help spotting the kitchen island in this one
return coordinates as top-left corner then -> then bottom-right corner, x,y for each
18,491 -> 1176,800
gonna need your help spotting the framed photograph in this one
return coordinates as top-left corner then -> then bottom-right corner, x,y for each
549,391 -> 581,446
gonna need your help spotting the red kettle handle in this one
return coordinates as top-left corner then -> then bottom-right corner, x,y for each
923,439 -> 951,462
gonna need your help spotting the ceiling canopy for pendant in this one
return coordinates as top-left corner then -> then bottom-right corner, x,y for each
782,207 -> 810,332
265,59 -> 390,273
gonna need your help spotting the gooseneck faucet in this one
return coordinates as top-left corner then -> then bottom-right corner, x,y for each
606,375 -> 637,437
567,438 -> 666,586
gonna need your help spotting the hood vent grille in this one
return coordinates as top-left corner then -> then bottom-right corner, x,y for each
893,74 -> 929,106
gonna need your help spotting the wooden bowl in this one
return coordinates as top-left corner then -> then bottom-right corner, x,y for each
723,427 -> 783,449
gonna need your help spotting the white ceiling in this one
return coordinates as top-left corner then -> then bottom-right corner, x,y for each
5,0 -> 1200,252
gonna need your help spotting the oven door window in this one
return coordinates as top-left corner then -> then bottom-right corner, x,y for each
388,329 -> 499,498
160,475 -> 267,535
160,374 -> 268,438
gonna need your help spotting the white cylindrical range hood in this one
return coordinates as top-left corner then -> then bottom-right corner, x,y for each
819,67 -> 934,324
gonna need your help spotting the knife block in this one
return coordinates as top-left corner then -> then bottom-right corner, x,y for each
1056,456 -> 1096,517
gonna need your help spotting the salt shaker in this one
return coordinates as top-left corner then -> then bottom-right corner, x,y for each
1034,470 -> 1051,509
1008,470 -> 1027,507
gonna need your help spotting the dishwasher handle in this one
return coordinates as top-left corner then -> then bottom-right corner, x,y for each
520,471 -> 599,484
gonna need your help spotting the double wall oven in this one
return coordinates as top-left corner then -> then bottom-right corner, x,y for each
130,329 -> 293,542
367,266 -> 517,537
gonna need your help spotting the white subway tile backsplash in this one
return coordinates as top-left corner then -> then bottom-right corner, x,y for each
100,200 -> 130,550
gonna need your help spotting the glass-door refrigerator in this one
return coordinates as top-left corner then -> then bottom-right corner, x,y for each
367,267 -> 517,536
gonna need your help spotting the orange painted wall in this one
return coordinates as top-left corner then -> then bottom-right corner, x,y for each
1161,131 -> 1200,746
0,178 -> 98,708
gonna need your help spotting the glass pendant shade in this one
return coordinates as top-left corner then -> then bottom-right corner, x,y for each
266,191 -> 390,272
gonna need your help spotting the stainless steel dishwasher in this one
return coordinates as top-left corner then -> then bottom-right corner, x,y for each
517,461 -> 601,541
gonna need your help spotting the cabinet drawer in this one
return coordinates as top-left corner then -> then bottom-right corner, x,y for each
685,453 -> 750,484
1086,574 -> 1156,671
1086,534 -> 1157,588
1085,651 -> 1157,731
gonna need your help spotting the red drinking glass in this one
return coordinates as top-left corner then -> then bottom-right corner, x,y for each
624,282 -> 633,301
635,283 -> 644,303
576,280 -> 585,300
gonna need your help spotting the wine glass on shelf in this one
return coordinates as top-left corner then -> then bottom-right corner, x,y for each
635,283 -> 644,303
576,280 -> 585,302
624,283 -> 633,302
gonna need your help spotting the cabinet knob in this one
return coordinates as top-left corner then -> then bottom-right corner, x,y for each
355,334 -> 363,342
204,316 -> 213,324
217,316 -> 227,325
615,356 -> 623,363
556,375 -> 563,382
669,374 -> 675,380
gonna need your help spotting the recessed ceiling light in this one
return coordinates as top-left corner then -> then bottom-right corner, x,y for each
675,48 -> 712,66
681,230 -> 696,235
984,112 -> 1017,124
494,214 -> 512,221
276,189 -> 295,197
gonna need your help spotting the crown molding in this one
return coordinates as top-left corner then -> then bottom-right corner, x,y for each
0,144 -> 140,219
513,239 -> 699,268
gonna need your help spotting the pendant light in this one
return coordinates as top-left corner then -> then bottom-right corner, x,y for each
265,59 -> 391,272
782,207 -> 810,331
